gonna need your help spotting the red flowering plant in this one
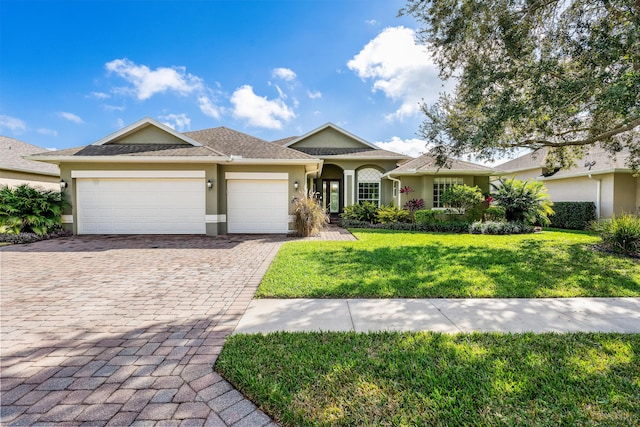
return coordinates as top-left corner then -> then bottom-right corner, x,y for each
399,185 -> 425,221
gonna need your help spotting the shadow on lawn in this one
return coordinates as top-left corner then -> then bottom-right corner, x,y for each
281,238 -> 639,297
218,331 -> 640,426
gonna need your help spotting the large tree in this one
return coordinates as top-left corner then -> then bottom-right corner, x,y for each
401,0 -> 640,171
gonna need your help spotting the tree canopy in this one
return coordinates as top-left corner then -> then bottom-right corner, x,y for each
401,0 -> 640,171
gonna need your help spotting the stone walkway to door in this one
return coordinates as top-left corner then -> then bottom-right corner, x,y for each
1,234 -> 287,426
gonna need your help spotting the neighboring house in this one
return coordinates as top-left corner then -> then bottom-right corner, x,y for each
495,147 -> 639,218
383,154 -> 494,209
27,117 -> 493,235
0,136 -> 60,190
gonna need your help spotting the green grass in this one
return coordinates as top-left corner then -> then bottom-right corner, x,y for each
258,229 -> 640,298
217,332 -> 640,426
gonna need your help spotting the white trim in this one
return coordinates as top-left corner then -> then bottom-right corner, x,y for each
225,172 -> 288,180
61,215 -> 73,224
71,170 -> 205,179
92,117 -> 205,148
344,169 -> 355,207
205,214 -> 227,223
540,168 -> 630,181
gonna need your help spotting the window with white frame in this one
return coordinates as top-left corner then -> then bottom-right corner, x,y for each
357,168 -> 382,205
433,177 -> 464,208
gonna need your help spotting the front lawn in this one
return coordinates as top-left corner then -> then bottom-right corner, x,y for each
217,332 -> 640,426
258,229 -> 640,298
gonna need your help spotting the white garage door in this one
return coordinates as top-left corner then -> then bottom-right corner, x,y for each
76,178 -> 205,234
227,179 -> 288,233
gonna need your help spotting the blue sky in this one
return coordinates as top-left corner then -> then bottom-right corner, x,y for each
1,0 -> 449,157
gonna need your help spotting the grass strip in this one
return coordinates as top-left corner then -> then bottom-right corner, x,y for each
258,229 -> 639,298
217,332 -> 640,426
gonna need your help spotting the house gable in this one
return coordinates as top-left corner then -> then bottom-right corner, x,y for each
94,117 -> 202,147
284,123 -> 378,151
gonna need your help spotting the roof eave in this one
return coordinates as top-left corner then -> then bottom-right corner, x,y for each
539,168 -> 632,181
0,166 -> 60,177
384,169 -> 495,178
26,155 -> 322,166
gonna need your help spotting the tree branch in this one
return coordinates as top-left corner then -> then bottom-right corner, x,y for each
508,117 -> 640,148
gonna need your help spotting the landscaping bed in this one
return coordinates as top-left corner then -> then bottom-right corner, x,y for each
258,229 -> 640,298
217,332 -> 640,426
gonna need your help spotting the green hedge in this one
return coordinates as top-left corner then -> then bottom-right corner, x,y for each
340,219 -> 471,233
549,202 -> 596,230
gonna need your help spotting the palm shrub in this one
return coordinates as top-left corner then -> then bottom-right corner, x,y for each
340,201 -> 379,223
590,213 -> 640,256
490,178 -> 554,225
291,192 -> 329,237
376,205 -> 410,224
0,185 -> 69,235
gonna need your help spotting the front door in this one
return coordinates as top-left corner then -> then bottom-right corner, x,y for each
322,179 -> 342,219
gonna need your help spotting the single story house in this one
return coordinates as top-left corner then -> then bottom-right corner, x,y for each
495,147 -> 639,218
28,117 -> 495,235
1,136 -> 60,190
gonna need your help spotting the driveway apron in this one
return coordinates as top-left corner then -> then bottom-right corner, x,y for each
1,234 -> 284,426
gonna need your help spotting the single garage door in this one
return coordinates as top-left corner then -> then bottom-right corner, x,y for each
227,176 -> 288,233
76,176 -> 205,234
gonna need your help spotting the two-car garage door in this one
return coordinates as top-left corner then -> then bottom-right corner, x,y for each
75,171 -> 206,234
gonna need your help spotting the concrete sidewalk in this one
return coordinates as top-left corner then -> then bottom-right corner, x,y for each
235,298 -> 640,334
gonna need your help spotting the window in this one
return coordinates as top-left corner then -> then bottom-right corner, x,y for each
433,177 -> 464,208
357,168 -> 382,205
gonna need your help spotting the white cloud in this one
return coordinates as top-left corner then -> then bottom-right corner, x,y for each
365,19 -> 378,26
37,128 -> 58,137
57,112 -> 84,124
0,115 -> 27,133
198,95 -> 221,119
89,91 -> 110,99
115,118 -> 124,128
374,136 -> 429,157
103,105 -> 125,112
307,90 -> 322,99
272,67 -> 297,81
159,113 -> 191,132
348,26 -> 442,121
230,85 -> 295,129
106,58 -> 203,100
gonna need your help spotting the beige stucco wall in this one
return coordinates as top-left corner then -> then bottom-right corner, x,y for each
111,126 -> 188,145
613,173 -> 638,214
290,127 -> 369,149
393,175 -> 489,209
498,168 -> 543,181
0,170 -> 60,191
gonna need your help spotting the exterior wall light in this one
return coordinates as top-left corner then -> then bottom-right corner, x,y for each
60,179 -> 67,190
294,180 -> 299,190
207,179 -> 213,189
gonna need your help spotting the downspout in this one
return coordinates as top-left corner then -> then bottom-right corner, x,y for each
386,174 -> 402,207
588,174 -> 601,218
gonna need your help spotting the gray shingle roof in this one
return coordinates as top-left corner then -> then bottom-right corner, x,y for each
185,127 -> 316,160
495,146 -> 632,178
389,153 -> 494,174
33,144 -> 217,157
0,136 -> 59,175
494,148 -> 550,172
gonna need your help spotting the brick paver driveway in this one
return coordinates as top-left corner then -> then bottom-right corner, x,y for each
1,234 -> 285,426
